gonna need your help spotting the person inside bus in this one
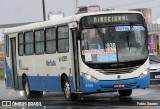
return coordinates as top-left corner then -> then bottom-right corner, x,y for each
116,35 -> 126,49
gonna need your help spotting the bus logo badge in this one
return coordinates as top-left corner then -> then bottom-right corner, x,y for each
46,60 -> 56,66
117,75 -> 121,79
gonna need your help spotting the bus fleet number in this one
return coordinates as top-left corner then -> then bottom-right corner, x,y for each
85,84 -> 93,88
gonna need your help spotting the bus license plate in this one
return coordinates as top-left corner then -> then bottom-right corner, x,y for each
114,84 -> 125,88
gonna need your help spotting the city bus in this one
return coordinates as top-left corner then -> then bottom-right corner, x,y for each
4,11 -> 150,101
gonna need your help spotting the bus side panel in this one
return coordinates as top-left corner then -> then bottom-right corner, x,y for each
4,57 -> 13,88
20,76 -> 62,92
18,76 -> 74,92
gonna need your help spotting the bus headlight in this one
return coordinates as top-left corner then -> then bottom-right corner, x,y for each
138,68 -> 149,79
82,73 -> 99,82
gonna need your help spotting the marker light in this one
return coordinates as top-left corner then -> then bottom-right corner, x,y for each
82,72 -> 99,82
138,68 -> 149,79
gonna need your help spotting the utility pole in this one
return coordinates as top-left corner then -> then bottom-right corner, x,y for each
76,0 -> 78,8
42,0 -> 46,21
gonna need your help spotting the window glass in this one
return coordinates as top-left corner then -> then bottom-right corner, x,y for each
6,35 -> 9,57
58,39 -> 69,53
19,44 -> 24,55
58,26 -> 69,53
19,34 -> 23,44
58,26 -> 69,39
46,28 -> 56,53
25,31 -> 33,55
81,26 -> 147,63
35,42 -> 44,54
35,30 -> 44,54
46,28 -> 56,40
25,43 -> 33,54
18,33 -> 24,55
35,30 -> 44,41
25,32 -> 33,43
46,40 -> 56,53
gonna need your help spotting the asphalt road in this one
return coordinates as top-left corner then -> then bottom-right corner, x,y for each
0,79 -> 160,109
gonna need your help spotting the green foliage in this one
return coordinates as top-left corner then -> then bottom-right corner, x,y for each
0,69 -> 5,79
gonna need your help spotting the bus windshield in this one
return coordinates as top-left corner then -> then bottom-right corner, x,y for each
81,26 -> 148,63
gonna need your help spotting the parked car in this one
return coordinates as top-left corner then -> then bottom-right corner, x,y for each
149,55 -> 160,85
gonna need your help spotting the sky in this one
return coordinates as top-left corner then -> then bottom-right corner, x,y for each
0,0 -> 160,25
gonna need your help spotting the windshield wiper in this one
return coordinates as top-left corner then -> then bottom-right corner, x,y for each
126,31 -> 130,50
126,22 -> 135,50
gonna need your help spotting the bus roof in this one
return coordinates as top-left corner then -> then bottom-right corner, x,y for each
4,11 -> 143,34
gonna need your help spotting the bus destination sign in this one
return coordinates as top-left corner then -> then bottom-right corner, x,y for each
93,15 -> 129,23
81,13 -> 143,28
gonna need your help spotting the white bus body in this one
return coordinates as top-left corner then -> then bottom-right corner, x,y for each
4,11 -> 150,100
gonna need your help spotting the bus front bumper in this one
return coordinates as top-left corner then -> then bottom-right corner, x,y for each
81,73 -> 150,93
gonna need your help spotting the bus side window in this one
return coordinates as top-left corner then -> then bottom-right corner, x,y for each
57,26 -> 69,53
45,28 -> 56,54
18,33 -> 24,56
6,35 -> 9,57
24,31 -> 34,55
35,29 -> 44,55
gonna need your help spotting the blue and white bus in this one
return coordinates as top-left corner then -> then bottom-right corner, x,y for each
4,11 -> 150,100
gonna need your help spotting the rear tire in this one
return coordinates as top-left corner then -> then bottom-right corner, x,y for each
118,89 -> 132,96
63,77 -> 77,101
23,76 -> 43,99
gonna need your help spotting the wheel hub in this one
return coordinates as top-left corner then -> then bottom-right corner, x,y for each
64,81 -> 70,99
25,81 -> 29,95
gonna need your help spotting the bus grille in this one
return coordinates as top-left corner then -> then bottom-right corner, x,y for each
95,66 -> 140,75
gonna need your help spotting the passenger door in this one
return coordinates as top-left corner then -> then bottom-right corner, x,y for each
69,22 -> 81,92
10,38 -> 18,89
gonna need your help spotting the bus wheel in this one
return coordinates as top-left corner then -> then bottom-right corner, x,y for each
24,76 -> 32,98
24,76 -> 43,99
118,89 -> 132,96
63,77 -> 77,101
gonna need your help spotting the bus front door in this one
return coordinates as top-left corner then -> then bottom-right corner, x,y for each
10,38 -> 18,90
71,29 -> 81,92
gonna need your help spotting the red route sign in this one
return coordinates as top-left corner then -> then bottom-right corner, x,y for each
82,49 -> 116,55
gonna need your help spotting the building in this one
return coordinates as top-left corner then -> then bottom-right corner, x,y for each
48,11 -> 64,20
76,5 -> 100,14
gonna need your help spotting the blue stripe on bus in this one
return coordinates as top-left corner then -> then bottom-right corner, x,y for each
4,34 -> 13,88
18,76 -> 74,92
4,57 -> 13,88
81,73 -> 150,93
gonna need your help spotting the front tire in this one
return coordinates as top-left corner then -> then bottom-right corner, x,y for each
23,76 -> 43,99
63,77 -> 77,101
118,89 -> 132,96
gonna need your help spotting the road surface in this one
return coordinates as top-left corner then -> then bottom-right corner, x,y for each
0,79 -> 159,109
